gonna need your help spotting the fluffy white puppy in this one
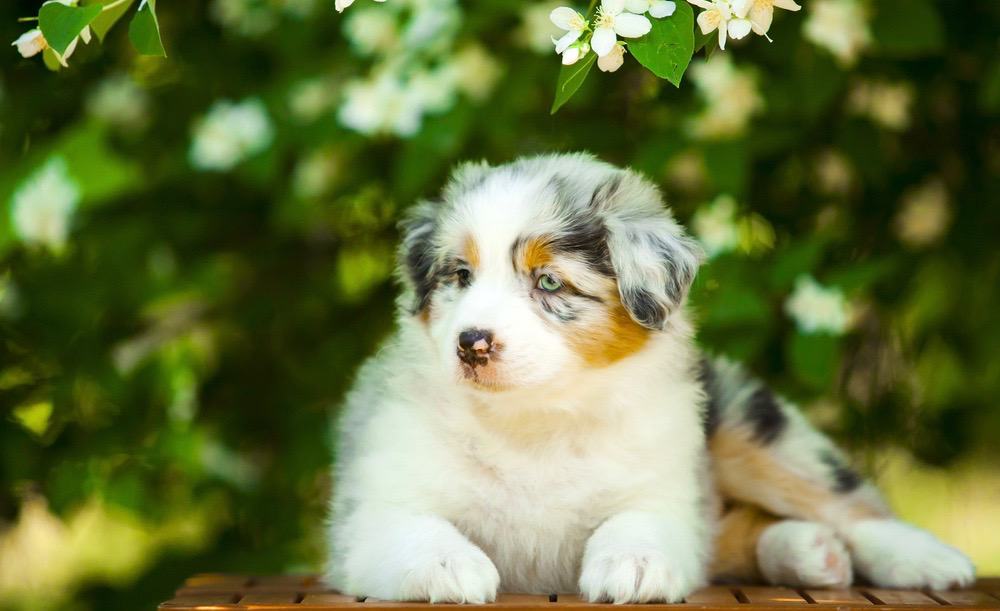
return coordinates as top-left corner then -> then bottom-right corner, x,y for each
325,153 -> 975,603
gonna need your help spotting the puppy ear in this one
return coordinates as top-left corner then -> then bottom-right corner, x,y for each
596,172 -> 704,331
398,201 -> 439,314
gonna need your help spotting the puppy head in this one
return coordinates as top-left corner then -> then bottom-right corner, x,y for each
398,153 -> 703,392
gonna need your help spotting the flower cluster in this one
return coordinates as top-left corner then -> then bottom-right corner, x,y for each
336,0 -> 501,137
9,156 -> 80,253
688,0 -> 799,50
548,0 -> 676,72
189,98 -> 275,171
784,275 -> 852,335
11,0 -> 94,68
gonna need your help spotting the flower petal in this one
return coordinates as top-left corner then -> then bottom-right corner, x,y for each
334,0 -> 355,12
749,2 -> 772,35
687,0 -> 715,9
727,17 -> 752,40
614,12 -> 652,37
562,46 -> 583,65
729,0 -> 753,18
649,0 -> 677,18
602,0 -> 627,16
553,29 -> 582,53
591,26 -> 617,56
550,7 -> 580,30
598,45 -> 626,71
717,21 -> 727,49
773,0 -> 801,10
697,9 -> 720,34
625,0 -> 649,14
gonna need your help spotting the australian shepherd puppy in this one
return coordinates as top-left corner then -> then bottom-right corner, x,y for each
324,153 -> 974,603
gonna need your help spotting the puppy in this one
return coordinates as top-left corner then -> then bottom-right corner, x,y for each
324,153 -> 975,603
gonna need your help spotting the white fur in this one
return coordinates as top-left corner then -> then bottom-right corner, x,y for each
841,519 -> 976,590
326,155 -> 710,602
757,521 -> 852,588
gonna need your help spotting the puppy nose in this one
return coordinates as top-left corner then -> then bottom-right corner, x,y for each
457,328 -> 494,365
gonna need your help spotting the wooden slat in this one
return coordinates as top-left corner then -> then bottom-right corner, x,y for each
685,587 -> 743,605
239,592 -> 299,604
495,594 -> 553,605
806,589 -> 874,605
739,587 -> 810,605
160,593 -> 241,608
927,590 -> 1000,607
864,589 -> 943,605
299,593 -> 360,606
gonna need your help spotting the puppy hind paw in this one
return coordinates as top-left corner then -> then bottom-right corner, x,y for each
757,521 -> 853,589
842,519 -> 975,591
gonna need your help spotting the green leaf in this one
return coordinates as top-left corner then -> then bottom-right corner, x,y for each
627,1 -> 694,87
85,0 -> 136,42
550,52 -> 597,114
129,0 -> 165,57
42,47 -> 64,71
38,1 -> 102,55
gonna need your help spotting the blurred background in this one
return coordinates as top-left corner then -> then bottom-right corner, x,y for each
1,0 -> 998,609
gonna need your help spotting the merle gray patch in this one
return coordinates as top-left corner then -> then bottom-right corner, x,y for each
744,387 -> 787,445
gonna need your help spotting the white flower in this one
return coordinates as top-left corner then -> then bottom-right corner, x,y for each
894,179 -> 951,248
785,275 -> 851,335
691,195 -> 740,257
517,2 -> 566,53
335,0 -> 386,13
688,0 -> 736,50
10,157 -> 80,252
344,6 -> 399,55
742,0 -> 800,37
597,43 -> 626,72
592,0 -> 651,57
688,55 -> 763,138
803,0 -> 870,66
813,150 -> 853,195
549,7 -> 588,55
848,80 -> 914,131
288,78 -> 337,122
189,98 -> 274,171
561,41 -> 590,65
625,0 -> 676,18
86,74 -> 150,130
338,71 -> 425,137
449,44 -> 503,100
12,29 -> 47,58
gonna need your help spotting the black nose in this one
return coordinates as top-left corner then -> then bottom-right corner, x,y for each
457,329 -> 494,366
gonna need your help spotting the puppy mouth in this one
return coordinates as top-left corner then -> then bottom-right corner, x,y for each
457,361 -> 509,392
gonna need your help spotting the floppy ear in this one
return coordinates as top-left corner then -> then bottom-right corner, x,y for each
398,201 -> 439,314
595,172 -> 704,331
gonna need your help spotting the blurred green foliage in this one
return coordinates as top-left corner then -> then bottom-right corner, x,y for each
1,0 -> 999,609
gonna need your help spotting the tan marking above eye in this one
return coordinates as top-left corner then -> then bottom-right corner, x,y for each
516,236 -> 553,272
463,234 -> 480,270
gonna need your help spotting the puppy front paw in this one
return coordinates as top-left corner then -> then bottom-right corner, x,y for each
842,519 -> 975,590
398,546 -> 500,604
579,548 -> 697,603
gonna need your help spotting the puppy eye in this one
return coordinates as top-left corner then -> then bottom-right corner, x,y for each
456,268 -> 472,287
536,274 -> 562,293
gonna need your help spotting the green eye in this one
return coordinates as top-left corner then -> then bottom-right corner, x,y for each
537,274 -> 562,292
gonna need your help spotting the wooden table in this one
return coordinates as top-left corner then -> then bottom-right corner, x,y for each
159,575 -> 1000,610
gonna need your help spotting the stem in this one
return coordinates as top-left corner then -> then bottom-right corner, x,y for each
18,16 -> 40,22
101,0 -> 132,12
586,0 -> 598,17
